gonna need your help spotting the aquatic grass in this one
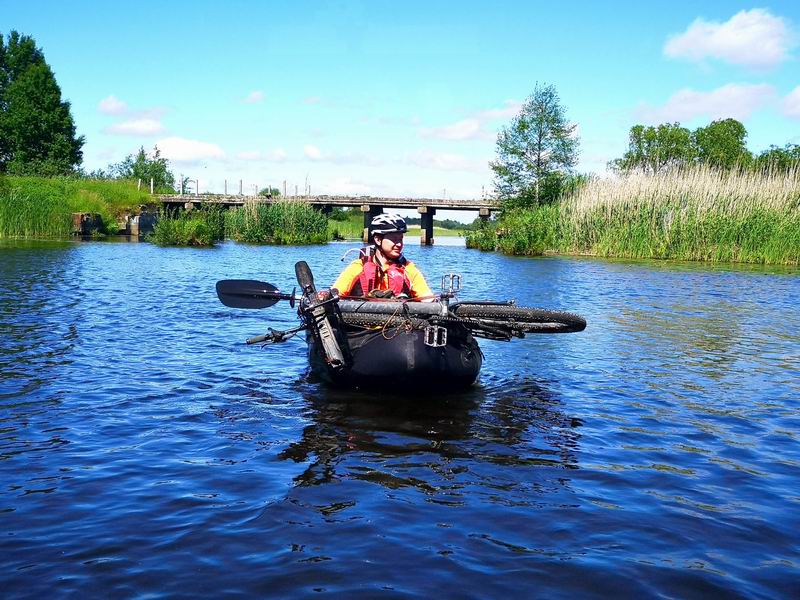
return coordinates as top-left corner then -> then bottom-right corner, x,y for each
0,176 -> 154,238
151,206 -> 225,247
464,220 -> 499,251
0,179 -> 72,238
562,165 -> 800,264
226,199 -> 329,244
473,166 -> 800,265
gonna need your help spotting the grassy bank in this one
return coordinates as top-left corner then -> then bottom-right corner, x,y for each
0,176 -> 154,238
467,166 -> 800,265
328,210 -> 363,240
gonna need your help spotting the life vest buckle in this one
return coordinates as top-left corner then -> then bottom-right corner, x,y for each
424,325 -> 448,348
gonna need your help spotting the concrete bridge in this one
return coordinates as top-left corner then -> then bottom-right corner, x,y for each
158,194 -> 500,245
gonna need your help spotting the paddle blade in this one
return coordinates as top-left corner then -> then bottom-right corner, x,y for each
216,279 -> 282,309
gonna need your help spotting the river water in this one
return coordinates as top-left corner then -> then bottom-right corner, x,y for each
1,238 -> 798,598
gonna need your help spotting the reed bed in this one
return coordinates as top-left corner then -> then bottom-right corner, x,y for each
467,166 -> 800,265
0,185 -> 72,238
225,199 -> 329,244
563,166 -> 800,264
150,206 -> 225,247
0,176 -> 153,238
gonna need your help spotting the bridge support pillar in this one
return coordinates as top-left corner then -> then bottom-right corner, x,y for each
319,204 -> 333,216
361,204 -> 383,243
479,207 -> 491,222
418,206 -> 436,246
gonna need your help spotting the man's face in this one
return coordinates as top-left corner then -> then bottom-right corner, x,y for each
376,232 -> 404,260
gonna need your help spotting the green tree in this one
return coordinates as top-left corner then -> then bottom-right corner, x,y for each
693,118 -> 752,169
258,186 -> 281,197
611,123 -> 695,173
491,83 -> 579,206
111,146 -> 176,192
753,144 -> 800,172
0,31 -> 84,175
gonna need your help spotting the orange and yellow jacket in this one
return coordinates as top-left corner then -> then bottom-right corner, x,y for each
333,255 -> 433,299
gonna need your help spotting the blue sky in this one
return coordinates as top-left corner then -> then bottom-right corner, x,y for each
3,1 -> 799,212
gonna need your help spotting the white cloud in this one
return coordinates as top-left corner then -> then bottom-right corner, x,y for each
420,118 -> 485,141
237,150 -> 263,160
636,83 -> 776,124
269,148 -> 288,161
322,177 -> 373,195
155,136 -> 225,162
783,86 -> 800,119
98,95 -> 128,115
474,100 -> 523,120
242,90 -> 265,104
104,118 -> 166,136
406,150 -> 481,172
301,144 -> 383,166
304,96 -> 322,105
304,144 -> 322,160
664,9 -> 795,69
418,100 -> 521,141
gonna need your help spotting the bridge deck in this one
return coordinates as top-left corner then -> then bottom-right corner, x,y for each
158,194 -> 500,211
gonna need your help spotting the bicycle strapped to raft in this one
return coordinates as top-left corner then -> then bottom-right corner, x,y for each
217,262 -> 586,345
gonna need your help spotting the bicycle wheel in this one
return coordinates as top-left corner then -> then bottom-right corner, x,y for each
451,303 -> 586,333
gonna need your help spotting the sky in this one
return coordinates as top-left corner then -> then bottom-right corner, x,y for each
3,1 -> 800,220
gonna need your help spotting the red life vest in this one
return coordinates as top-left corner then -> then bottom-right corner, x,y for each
356,256 -> 412,296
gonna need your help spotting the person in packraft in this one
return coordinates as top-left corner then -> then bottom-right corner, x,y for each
332,213 -> 433,300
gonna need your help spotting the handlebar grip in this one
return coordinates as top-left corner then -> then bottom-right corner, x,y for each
246,333 -> 269,345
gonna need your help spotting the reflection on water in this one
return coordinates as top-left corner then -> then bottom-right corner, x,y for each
279,381 -> 581,493
0,239 -> 798,597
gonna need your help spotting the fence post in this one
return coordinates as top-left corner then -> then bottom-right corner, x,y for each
137,178 -> 141,191
150,178 -> 154,194
283,180 -> 286,197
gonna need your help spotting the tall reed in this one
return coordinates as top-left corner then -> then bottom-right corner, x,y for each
0,176 -> 154,238
562,165 -> 800,264
467,166 -> 800,265
0,179 -> 72,237
150,206 -> 225,247
225,199 -> 329,244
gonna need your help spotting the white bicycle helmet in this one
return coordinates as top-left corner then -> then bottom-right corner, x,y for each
370,213 -> 407,236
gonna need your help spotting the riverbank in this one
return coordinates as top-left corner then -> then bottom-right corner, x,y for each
0,176 -> 154,238
1,177 -> 466,246
467,166 -> 800,265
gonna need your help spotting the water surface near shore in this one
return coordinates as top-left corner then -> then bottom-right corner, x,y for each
1,239 -> 798,597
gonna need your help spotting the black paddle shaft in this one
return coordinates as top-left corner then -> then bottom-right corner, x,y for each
215,279 -> 296,309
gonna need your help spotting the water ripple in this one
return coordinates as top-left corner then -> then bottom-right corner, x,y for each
0,240 -> 798,597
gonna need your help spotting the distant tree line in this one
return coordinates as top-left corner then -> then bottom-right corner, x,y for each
86,146 -> 178,193
610,119 -> 800,174
404,216 -> 471,230
489,83 -> 799,214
